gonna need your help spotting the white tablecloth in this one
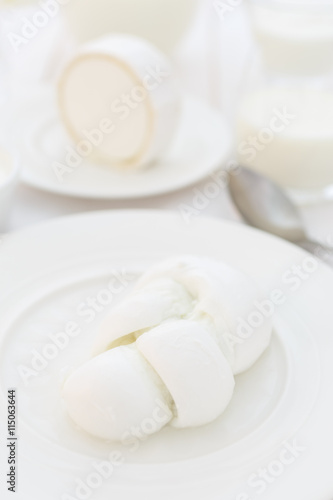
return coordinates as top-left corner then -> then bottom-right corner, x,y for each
9,178 -> 333,254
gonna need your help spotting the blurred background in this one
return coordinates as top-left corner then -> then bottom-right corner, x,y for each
0,0 -> 252,122
0,0 -> 333,244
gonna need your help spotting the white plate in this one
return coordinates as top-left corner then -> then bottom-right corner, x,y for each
9,88 -> 231,200
0,211 -> 332,500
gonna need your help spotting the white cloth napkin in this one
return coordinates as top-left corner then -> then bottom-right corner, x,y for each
0,4 -> 76,100
176,0 -> 255,119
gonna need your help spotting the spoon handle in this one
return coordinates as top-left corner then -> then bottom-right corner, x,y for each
298,240 -> 333,267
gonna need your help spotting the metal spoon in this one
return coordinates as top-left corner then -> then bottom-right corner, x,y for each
228,166 -> 333,265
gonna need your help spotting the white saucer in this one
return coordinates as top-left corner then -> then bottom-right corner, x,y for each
9,88 -> 232,199
0,211 -> 332,500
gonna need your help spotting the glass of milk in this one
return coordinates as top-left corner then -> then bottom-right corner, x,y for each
235,0 -> 333,202
0,148 -> 19,230
248,0 -> 333,76
236,81 -> 333,193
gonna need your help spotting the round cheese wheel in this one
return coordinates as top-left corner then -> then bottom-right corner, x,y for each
58,34 -> 180,168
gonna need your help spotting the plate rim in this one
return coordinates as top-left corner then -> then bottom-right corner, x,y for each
15,91 -> 232,200
1,210 -> 333,500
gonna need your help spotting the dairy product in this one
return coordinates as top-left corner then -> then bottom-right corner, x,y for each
58,34 -> 180,169
250,2 -> 333,75
63,345 -> 173,441
63,256 -> 273,441
137,320 -> 235,428
93,279 -> 193,355
136,256 -> 272,374
236,87 -> 333,189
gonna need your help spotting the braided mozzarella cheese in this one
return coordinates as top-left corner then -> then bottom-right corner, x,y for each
136,320 -> 235,428
63,344 -> 173,441
93,278 -> 193,356
63,256 -> 273,441
135,256 -> 272,374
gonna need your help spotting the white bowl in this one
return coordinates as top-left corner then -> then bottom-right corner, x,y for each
0,148 -> 20,230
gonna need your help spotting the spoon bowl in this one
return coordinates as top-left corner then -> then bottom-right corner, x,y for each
229,167 -> 307,243
228,166 -> 333,266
